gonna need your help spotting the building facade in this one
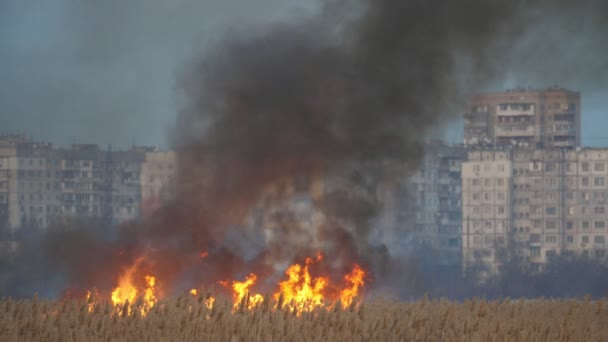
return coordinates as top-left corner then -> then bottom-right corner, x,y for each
462,148 -> 608,275
464,86 -> 581,149
140,151 -> 177,217
0,135 -> 151,233
395,143 -> 466,265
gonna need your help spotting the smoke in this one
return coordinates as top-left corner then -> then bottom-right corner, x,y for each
2,0 -> 608,299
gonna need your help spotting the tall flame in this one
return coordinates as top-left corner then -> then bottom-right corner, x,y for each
340,264 -> 365,307
223,273 -> 265,311
110,260 -> 158,316
273,254 -> 329,315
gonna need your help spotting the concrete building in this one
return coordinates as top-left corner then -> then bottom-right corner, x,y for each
0,134 -> 58,233
0,135 -> 151,233
395,143 -> 467,265
140,150 -> 177,217
462,148 -> 608,275
52,144 -> 147,226
464,86 -> 581,149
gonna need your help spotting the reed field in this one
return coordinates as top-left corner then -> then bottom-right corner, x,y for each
0,295 -> 607,341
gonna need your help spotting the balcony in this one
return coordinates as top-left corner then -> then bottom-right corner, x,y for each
496,104 -> 535,116
495,124 -> 536,137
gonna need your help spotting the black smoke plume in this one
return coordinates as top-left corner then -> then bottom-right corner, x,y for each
2,0 -> 608,299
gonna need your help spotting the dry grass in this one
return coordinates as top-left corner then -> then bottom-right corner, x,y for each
0,295 -> 607,341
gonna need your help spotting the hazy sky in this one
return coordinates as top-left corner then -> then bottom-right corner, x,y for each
0,0 -> 317,148
1,0 -> 606,148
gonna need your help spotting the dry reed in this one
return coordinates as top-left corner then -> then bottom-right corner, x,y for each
0,295 -> 606,341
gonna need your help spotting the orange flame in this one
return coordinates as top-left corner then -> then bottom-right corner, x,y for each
273,254 -> 329,315
110,260 -> 158,316
223,273 -> 264,311
339,264 -> 365,307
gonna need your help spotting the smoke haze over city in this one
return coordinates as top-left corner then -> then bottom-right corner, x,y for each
1,0 -> 608,302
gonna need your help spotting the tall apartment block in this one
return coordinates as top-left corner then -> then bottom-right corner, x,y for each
140,151 -> 177,218
462,148 -> 608,275
0,135 -> 152,234
394,143 -> 466,265
0,134 -> 56,233
464,86 -> 581,149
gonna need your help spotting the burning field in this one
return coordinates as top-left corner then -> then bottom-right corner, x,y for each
2,0 -> 608,340
99,252 -> 366,318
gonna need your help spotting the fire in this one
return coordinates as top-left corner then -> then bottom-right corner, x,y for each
340,264 -> 365,307
110,261 -> 158,316
223,273 -> 265,311
199,251 -> 209,259
84,253 -> 365,318
273,254 -> 329,314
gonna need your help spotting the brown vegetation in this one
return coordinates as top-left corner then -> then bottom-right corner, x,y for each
0,295 -> 607,341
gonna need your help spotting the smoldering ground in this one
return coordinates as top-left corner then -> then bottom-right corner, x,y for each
2,0 -> 608,299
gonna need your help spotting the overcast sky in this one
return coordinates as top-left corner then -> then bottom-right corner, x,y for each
0,0 -> 317,148
1,0 -> 607,148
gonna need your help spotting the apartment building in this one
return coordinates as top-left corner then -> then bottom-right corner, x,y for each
462,148 -> 608,275
0,134 -> 58,233
396,143 -> 466,264
464,86 -> 581,149
140,150 -> 177,217
0,135 -> 152,233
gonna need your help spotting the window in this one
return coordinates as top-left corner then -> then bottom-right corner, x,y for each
484,179 -> 492,187
498,164 -> 505,172
530,247 -> 541,257
583,221 -> 590,229
595,177 -> 605,187
472,179 -> 480,186
582,177 -> 590,187
567,221 -> 574,229
498,207 -> 505,214
568,207 -> 575,216
473,165 -> 480,172
530,234 -> 541,243
582,236 -> 590,244
595,207 -> 605,214
546,207 -> 556,215
594,236 -> 605,244
546,235 -> 557,243
582,162 -> 590,172
566,235 -> 574,243
497,192 -> 505,200
497,179 -> 505,186
595,221 -> 606,229
595,163 -> 605,172
546,221 -> 557,230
